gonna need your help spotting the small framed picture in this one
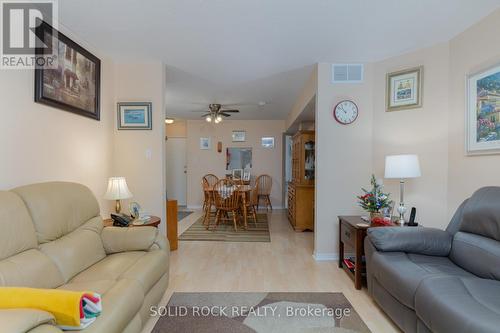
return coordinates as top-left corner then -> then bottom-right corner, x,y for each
386,66 -> 423,112
232,169 -> 243,179
232,130 -> 246,142
117,102 -> 152,130
243,170 -> 251,181
261,136 -> 275,148
200,137 -> 211,150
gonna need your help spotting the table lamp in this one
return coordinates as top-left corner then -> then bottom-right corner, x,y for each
384,154 -> 421,225
104,177 -> 133,213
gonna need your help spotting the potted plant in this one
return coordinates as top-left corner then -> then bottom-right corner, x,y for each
357,175 -> 392,221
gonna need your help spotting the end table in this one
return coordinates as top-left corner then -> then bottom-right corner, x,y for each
103,215 -> 161,228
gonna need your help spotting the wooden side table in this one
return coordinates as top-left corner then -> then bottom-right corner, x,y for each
103,215 -> 161,228
338,216 -> 369,290
338,215 -> 405,290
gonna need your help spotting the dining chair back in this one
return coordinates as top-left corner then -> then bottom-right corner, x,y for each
212,179 -> 242,231
202,174 -> 219,187
201,174 -> 219,226
255,174 -> 273,211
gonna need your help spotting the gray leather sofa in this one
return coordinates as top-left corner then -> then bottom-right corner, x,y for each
365,187 -> 500,333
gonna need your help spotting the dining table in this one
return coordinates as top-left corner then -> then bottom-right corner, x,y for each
203,184 -> 253,229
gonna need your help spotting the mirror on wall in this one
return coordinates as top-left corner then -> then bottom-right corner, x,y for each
226,147 -> 252,170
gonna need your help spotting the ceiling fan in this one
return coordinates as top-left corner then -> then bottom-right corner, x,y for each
191,103 -> 240,123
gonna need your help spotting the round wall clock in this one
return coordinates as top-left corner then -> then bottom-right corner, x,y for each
333,100 -> 358,125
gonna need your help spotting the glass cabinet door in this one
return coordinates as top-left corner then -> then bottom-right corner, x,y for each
304,140 -> 315,181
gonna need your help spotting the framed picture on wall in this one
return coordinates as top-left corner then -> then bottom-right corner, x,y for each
200,137 -> 211,150
386,66 -> 423,112
467,63 -> 500,155
232,130 -> 246,142
117,102 -> 152,130
34,21 -> 101,120
262,137 -> 275,148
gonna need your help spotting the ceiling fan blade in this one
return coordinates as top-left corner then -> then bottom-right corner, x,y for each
219,112 -> 232,117
200,113 -> 211,117
220,109 -> 239,113
190,110 -> 210,113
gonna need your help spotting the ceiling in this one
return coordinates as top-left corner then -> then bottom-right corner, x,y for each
58,0 -> 500,120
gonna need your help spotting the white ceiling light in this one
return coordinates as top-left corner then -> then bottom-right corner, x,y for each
206,115 -> 212,122
216,115 -> 222,122
165,118 -> 174,124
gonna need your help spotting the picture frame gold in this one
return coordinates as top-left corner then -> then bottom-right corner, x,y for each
386,66 -> 423,112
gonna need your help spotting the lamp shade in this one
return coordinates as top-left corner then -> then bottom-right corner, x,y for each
104,177 -> 133,200
384,154 -> 421,179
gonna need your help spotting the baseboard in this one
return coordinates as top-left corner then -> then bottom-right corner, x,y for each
313,252 -> 339,261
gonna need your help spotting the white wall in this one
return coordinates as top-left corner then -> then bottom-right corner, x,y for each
372,43 -> 450,229
112,62 -> 167,235
0,27 -> 114,217
447,9 -> 500,218
186,120 -> 285,208
314,63 -> 374,259
303,9 -> 500,260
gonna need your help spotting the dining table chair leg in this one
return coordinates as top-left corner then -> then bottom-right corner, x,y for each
251,206 -> 258,227
266,195 -> 273,211
213,210 -> 221,230
232,212 -> 238,231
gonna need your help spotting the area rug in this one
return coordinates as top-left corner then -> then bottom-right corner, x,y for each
177,210 -> 194,221
178,213 -> 270,242
151,292 -> 371,333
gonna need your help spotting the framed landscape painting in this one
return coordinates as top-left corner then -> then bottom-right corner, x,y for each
35,21 -> 100,120
467,64 -> 500,155
386,66 -> 423,112
117,102 -> 152,130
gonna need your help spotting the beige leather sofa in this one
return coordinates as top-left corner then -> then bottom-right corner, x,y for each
0,182 -> 169,333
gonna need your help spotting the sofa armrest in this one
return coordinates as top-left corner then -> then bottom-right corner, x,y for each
367,227 -> 452,256
101,226 -> 164,254
0,309 -> 60,333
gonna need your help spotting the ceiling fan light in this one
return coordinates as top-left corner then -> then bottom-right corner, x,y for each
206,116 -> 212,122
214,118 -> 220,124
216,115 -> 222,122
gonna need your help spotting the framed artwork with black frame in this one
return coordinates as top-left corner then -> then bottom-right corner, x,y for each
34,20 -> 101,120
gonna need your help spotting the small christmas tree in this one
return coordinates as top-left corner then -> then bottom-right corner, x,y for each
357,175 -> 392,213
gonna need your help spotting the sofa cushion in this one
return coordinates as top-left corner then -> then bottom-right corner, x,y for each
69,252 -> 145,284
121,250 -> 168,294
371,251 -> 474,309
460,186 -> 500,241
0,191 -> 37,260
450,231 -> 500,280
71,279 -> 144,333
12,182 -> 100,243
415,276 -> 500,333
39,216 -> 106,282
67,250 -> 168,295
0,249 -> 64,288
0,309 -> 57,333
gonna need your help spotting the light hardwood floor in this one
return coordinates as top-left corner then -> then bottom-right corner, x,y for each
142,210 -> 400,333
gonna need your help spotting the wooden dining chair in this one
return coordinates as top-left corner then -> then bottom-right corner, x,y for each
255,174 -> 273,211
202,174 -> 219,225
241,185 -> 258,227
211,179 -> 242,231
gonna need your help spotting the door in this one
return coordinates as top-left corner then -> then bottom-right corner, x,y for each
166,137 -> 187,206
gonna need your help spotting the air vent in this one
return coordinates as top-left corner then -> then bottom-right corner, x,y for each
332,64 -> 364,83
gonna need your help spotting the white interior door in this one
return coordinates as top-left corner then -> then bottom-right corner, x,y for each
166,138 -> 187,206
